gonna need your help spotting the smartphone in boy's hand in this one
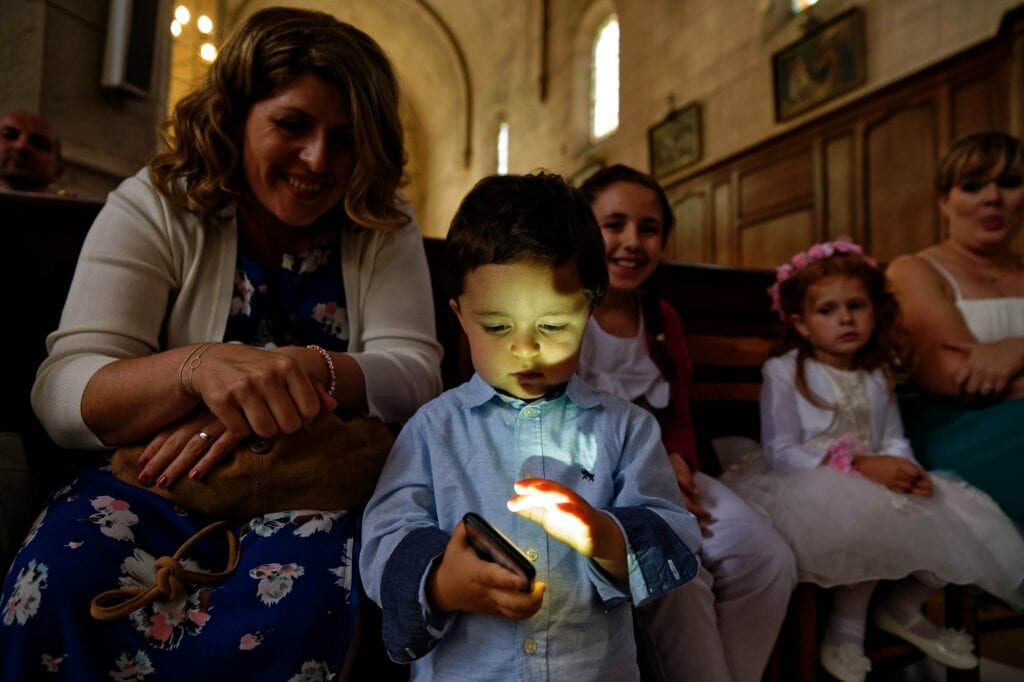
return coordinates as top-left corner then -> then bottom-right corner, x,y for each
463,512 -> 536,592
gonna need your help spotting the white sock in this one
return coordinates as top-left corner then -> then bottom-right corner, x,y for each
825,581 -> 877,649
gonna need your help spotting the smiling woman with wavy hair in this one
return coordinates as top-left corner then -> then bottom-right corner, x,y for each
3,7 -> 442,679
151,7 -> 408,231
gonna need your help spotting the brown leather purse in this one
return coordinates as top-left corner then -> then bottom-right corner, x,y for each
109,411 -> 396,518
93,412 -> 394,622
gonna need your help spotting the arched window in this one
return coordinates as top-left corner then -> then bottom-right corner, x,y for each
496,120 -> 509,175
791,0 -> 819,11
591,14 -> 619,140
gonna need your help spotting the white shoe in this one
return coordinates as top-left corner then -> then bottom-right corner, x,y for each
874,607 -> 979,670
820,642 -> 872,682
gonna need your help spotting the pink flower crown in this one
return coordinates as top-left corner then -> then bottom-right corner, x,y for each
767,240 -> 877,321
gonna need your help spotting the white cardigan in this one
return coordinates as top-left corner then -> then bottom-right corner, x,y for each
32,169 -> 442,448
759,350 -> 915,473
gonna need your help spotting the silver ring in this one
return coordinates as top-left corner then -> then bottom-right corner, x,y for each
198,431 -> 211,442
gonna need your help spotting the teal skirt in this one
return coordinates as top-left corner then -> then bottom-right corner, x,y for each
902,394 -> 1024,528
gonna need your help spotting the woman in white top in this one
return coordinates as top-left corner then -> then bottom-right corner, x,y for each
887,130 -> 1024,527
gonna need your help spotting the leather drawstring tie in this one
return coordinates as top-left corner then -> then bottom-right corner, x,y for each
90,520 -> 241,621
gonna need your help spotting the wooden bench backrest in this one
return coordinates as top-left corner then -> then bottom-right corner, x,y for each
658,261 -> 776,472
1,191 -> 102,458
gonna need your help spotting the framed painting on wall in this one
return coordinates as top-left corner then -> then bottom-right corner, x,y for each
772,8 -> 867,121
648,102 -> 702,179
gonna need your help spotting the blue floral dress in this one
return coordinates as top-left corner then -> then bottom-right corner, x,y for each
1,231 -> 362,681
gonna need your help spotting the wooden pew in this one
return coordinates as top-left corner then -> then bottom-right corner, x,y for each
656,261 -> 776,474
11,207 -> 1007,680
423,245 -> 1013,678
1,190 -> 103,490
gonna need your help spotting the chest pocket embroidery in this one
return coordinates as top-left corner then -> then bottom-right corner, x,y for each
580,468 -> 595,481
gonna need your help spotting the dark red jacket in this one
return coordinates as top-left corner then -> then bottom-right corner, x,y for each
645,297 -> 700,472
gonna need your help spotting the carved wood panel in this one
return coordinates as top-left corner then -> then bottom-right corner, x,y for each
865,104 -> 940,262
672,190 -> 710,263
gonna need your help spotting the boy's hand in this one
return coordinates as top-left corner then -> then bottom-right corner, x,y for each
428,521 -> 545,619
853,454 -> 933,497
507,478 -> 627,581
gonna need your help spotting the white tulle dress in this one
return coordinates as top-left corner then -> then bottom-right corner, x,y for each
721,351 -> 1024,610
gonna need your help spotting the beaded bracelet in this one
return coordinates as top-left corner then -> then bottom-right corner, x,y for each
307,344 -> 336,397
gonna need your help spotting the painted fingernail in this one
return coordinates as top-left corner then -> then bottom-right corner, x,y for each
137,473 -> 150,486
156,475 -> 168,489
189,469 -> 200,480
136,456 -> 148,467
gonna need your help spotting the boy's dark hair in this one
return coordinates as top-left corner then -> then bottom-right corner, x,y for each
445,172 -> 609,306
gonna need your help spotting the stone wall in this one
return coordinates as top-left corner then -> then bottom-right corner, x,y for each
5,0 -> 1020,227
1,0 -> 171,199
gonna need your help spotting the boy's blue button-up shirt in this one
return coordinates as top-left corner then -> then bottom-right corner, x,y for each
361,374 -> 701,681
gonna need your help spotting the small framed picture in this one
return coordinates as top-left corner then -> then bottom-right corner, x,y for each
648,101 -> 702,178
772,8 -> 867,122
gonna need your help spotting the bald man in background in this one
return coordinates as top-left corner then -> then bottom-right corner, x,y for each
0,110 -> 64,193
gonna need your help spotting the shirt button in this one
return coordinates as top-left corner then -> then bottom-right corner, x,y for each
523,639 -> 538,655
523,406 -> 537,417
525,548 -> 538,562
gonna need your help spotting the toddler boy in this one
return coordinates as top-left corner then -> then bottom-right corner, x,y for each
360,172 -> 701,681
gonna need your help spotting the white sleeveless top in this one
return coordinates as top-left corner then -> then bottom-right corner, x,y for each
578,315 -> 670,409
921,256 -> 1024,343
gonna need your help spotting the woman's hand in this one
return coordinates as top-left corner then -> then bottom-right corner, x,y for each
853,454 -> 933,497
427,520 -> 545,619
135,408 -> 240,488
944,338 -> 1024,399
187,343 -> 330,439
507,478 -> 627,580
137,383 -> 336,488
667,452 -> 713,537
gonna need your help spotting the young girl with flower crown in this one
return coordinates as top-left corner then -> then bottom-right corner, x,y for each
723,241 -> 1024,682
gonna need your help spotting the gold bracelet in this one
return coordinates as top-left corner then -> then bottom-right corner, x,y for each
307,344 -> 336,397
185,343 -> 216,397
178,344 -> 207,397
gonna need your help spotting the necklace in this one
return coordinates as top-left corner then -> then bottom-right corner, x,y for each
941,241 -> 1021,288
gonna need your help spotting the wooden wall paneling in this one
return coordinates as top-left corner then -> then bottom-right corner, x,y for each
951,71 -> 1002,138
851,123 -> 867,251
738,149 -> 814,218
864,102 -> 941,262
713,179 -> 734,265
1010,15 -> 1024,139
739,209 -> 815,269
736,148 -> 816,268
811,137 -> 826,245
658,7 -> 1022,267
824,133 -> 855,242
672,187 -> 711,263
